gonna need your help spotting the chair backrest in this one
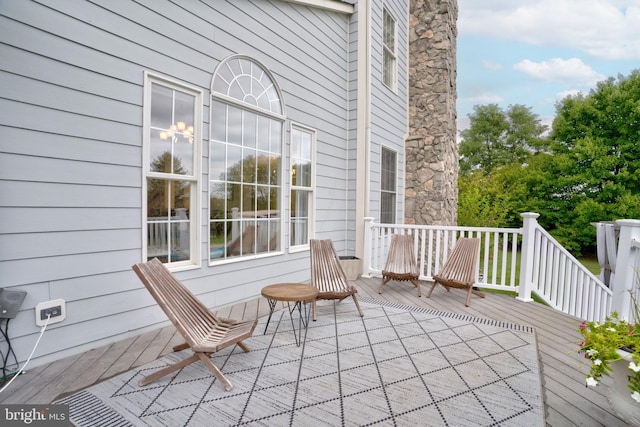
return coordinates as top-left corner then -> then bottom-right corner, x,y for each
384,234 -> 419,275
132,258 -> 218,347
436,238 -> 480,286
310,239 -> 350,293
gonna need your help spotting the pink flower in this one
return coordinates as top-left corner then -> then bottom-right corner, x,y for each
580,321 -> 587,329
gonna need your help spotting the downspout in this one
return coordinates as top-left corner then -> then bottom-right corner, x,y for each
355,0 -> 371,260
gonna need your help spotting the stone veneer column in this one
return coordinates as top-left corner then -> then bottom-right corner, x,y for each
405,0 -> 458,226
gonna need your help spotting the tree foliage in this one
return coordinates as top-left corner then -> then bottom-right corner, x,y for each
459,104 -> 548,175
458,70 -> 640,255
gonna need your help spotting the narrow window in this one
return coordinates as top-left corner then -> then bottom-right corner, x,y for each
210,57 -> 284,262
290,125 -> 315,247
383,7 -> 397,91
143,75 -> 201,267
380,147 -> 397,224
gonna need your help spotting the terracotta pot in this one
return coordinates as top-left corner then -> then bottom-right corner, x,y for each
609,349 -> 640,426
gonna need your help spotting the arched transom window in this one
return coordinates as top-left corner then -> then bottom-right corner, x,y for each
209,57 -> 285,262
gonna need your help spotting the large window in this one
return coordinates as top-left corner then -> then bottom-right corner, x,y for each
143,74 -> 201,267
383,7 -> 397,91
380,147 -> 397,224
290,125 -> 315,247
209,57 -> 284,262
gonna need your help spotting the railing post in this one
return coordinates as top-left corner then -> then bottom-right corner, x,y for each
517,212 -> 539,302
610,219 -> 640,321
363,217 -> 374,277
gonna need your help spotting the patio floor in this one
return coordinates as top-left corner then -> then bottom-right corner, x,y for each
0,276 -> 628,426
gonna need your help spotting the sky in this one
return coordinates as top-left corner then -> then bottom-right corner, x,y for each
456,0 -> 640,137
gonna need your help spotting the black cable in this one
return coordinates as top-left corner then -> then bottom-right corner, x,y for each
0,319 -> 20,385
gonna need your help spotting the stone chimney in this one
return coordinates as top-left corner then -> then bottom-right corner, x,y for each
405,0 -> 458,226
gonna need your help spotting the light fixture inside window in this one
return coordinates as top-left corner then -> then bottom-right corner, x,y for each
159,122 -> 194,144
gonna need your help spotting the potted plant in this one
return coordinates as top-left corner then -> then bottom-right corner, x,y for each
578,312 -> 640,423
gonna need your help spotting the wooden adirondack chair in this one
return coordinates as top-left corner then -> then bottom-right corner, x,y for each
379,234 -> 422,296
310,239 -> 364,321
132,258 -> 257,391
426,237 -> 484,306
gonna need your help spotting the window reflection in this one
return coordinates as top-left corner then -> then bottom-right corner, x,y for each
210,57 -> 283,261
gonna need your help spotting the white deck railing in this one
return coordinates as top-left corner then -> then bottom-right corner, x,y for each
363,213 -> 624,322
365,221 -> 521,291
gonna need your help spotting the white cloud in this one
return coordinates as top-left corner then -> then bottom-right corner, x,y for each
459,0 -> 640,60
555,89 -> 584,100
513,58 -> 606,86
482,60 -> 503,71
458,93 -> 505,104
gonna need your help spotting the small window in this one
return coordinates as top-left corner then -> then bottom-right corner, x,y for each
290,125 -> 315,247
383,8 -> 397,91
380,147 -> 397,224
143,75 -> 201,267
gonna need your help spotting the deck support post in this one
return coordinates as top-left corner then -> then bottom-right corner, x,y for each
610,219 -> 640,321
363,217 -> 375,277
517,212 -> 540,302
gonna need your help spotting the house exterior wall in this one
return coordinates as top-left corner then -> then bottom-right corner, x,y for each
0,0 -> 373,367
368,0 -> 409,223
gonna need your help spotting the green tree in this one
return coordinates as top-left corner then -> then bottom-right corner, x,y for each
548,70 -> 640,252
458,70 -> 640,256
459,104 -> 548,175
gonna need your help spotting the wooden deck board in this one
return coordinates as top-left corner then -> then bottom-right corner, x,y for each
0,276 -> 628,426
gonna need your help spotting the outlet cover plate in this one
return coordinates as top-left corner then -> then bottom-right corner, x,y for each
35,299 -> 66,327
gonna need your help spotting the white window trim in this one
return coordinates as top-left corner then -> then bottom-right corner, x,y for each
289,122 -> 316,253
142,71 -> 202,270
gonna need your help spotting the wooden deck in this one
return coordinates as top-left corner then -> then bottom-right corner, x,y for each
0,276 -> 627,426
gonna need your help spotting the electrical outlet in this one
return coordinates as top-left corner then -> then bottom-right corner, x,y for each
41,305 -> 62,320
35,299 -> 66,326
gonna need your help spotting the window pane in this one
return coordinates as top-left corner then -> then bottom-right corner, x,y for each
380,192 -> 396,224
149,130 -> 173,173
242,184 -> 256,217
150,84 -> 172,129
270,187 -> 280,215
210,141 -> 226,181
228,106 -> 242,145
257,115 -> 271,151
256,153 -> 271,185
242,148 -> 256,183
227,145 -> 243,183
173,138 -> 193,175
243,111 -> 257,148
209,221 -> 227,259
227,183 -> 242,219
147,177 -> 191,262
269,155 -> 281,186
270,121 -> 282,154
211,101 -> 226,142
290,189 -> 309,246
174,92 -> 195,136
210,182 -> 226,220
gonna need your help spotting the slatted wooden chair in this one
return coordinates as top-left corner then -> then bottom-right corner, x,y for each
426,237 -> 484,306
310,239 -> 364,321
379,234 -> 422,297
132,258 -> 257,391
